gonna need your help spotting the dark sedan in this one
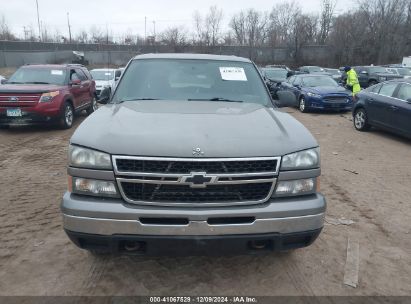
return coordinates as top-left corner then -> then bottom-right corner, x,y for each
353,79 -> 411,139
261,68 -> 289,98
279,74 -> 353,113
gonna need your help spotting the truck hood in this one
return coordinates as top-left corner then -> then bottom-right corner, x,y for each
304,86 -> 350,95
0,84 -> 65,93
70,100 -> 318,158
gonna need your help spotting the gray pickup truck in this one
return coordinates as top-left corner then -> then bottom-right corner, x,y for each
61,54 -> 326,255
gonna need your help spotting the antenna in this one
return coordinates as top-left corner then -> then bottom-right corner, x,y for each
144,16 -> 147,42
67,12 -> 72,43
35,0 -> 42,41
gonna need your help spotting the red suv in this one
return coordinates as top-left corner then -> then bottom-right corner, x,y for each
0,64 -> 96,129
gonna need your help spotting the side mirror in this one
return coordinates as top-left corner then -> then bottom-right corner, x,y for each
98,87 -> 111,104
115,76 -> 120,81
70,79 -> 81,86
276,90 -> 298,108
406,98 -> 411,104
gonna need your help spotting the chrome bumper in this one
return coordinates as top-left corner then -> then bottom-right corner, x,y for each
63,213 -> 324,236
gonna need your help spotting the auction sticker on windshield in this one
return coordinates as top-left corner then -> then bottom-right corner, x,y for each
219,67 -> 247,81
51,70 -> 63,75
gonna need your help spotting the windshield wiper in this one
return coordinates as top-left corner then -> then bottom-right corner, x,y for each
7,81 -> 23,84
188,97 -> 244,103
117,98 -> 161,104
24,81 -> 51,84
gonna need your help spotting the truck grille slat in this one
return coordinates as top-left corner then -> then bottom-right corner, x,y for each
113,156 -> 280,207
121,182 -> 273,203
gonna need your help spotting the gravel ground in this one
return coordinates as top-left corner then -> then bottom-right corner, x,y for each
0,109 -> 410,296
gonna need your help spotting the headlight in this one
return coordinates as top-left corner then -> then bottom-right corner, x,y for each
40,91 -> 60,102
281,148 -> 320,170
307,92 -> 322,99
69,145 -> 112,169
72,177 -> 119,197
274,178 -> 316,197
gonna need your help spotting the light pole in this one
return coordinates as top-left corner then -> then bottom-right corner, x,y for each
67,12 -> 72,43
35,0 -> 42,41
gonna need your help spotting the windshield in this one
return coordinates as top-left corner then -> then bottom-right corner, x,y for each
397,68 -> 411,76
308,66 -> 325,73
369,67 -> 389,74
302,76 -> 339,87
325,69 -> 340,75
112,59 -> 272,105
263,69 -> 288,79
91,70 -> 115,81
8,67 -> 67,85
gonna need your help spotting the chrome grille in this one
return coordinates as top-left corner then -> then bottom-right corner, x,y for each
113,156 -> 280,207
0,94 -> 41,104
323,96 -> 349,103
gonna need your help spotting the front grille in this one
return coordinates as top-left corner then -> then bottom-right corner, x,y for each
114,156 -> 279,206
324,96 -> 348,103
115,158 -> 278,174
0,94 -> 41,104
121,182 -> 273,204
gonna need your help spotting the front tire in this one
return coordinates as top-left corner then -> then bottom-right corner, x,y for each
60,102 -> 74,129
354,108 -> 371,131
299,96 -> 308,113
86,96 -> 98,115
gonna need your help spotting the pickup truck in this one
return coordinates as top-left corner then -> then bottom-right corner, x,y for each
0,64 -> 96,129
62,54 -> 326,255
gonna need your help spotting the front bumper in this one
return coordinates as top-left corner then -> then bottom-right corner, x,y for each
61,192 -> 326,254
0,104 -> 62,125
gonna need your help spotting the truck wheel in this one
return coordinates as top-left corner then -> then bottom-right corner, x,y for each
354,108 -> 371,131
60,102 -> 74,129
299,96 -> 308,113
86,96 -> 98,115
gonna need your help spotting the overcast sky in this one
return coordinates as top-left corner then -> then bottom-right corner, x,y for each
1,0 -> 352,39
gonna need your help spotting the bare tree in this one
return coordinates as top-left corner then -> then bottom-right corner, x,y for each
76,29 -> 89,44
206,6 -> 224,46
192,6 -> 223,46
230,11 -> 246,45
0,15 -> 17,40
159,26 -> 188,51
318,0 -> 337,44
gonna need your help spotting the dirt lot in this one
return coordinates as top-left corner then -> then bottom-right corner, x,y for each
0,109 -> 410,296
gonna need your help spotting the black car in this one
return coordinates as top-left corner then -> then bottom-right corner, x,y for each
353,79 -> 411,138
352,66 -> 402,88
298,66 -> 331,76
261,67 -> 289,98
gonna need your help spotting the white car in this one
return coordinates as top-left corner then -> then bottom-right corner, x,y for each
90,69 -> 117,97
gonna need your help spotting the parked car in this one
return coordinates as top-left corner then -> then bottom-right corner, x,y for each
61,53 -> 326,255
353,79 -> 411,139
261,67 -> 289,98
352,66 -> 402,88
385,67 -> 411,79
265,64 -> 291,71
0,64 -> 96,129
324,68 -> 342,82
280,74 -> 353,113
90,68 -> 117,97
298,66 -> 331,76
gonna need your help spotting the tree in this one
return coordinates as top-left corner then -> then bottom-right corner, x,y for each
159,26 -> 188,48
0,15 -> 17,41
230,9 -> 269,47
192,6 -> 223,46
318,0 -> 337,44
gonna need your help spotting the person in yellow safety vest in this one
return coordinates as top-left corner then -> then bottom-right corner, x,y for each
344,66 -> 361,97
